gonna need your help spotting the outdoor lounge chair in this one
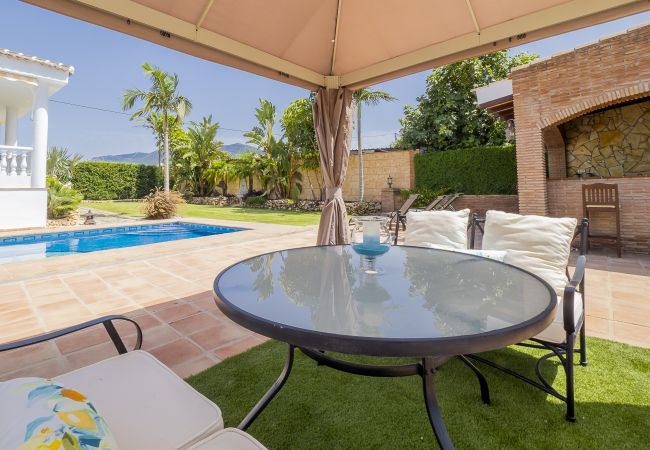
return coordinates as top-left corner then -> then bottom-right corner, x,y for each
468,212 -> 589,422
0,316 -> 268,450
424,193 -> 462,211
388,193 -> 418,243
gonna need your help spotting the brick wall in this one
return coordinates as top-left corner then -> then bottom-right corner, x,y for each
451,195 -> 519,217
548,178 -> 650,253
510,23 -> 650,216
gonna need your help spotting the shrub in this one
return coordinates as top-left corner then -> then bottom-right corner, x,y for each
47,177 -> 83,219
399,186 -> 450,208
245,195 -> 267,207
142,188 -> 185,219
71,161 -> 162,200
414,145 -> 517,195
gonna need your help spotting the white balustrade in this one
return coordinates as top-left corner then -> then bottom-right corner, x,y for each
0,145 -> 33,188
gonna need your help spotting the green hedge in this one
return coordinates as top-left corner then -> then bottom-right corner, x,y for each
71,161 -> 162,200
414,145 -> 517,195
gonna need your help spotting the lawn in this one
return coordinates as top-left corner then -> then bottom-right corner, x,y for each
82,201 -> 321,226
188,339 -> 650,449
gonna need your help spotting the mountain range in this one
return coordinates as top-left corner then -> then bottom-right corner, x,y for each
91,143 -> 257,165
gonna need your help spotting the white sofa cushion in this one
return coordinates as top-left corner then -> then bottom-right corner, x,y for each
54,350 -> 223,450
188,428 -> 268,450
535,293 -> 583,343
404,209 -> 470,249
482,210 -> 577,296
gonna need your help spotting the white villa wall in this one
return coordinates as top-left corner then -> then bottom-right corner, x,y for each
0,49 -> 73,230
0,189 -> 47,230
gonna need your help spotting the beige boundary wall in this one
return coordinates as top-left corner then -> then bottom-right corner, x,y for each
298,149 -> 417,201
223,148 -> 416,202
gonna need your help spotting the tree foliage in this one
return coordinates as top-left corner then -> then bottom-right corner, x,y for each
414,145 -> 517,194
46,146 -> 82,183
244,99 -> 277,158
176,115 -> 226,196
280,97 -> 319,171
142,112 -> 189,168
244,97 -> 311,200
71,161 -> 162,200
47,177 -> 83,218
395,51 -> 537,151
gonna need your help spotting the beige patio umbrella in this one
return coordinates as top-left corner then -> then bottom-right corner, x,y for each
23,0 -> 650,243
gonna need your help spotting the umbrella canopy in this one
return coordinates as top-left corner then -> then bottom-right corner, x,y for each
22,0 -> 650,90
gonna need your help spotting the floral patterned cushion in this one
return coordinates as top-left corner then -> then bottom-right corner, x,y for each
0,377 -> 119,450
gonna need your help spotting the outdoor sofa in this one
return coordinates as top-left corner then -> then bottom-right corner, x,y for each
0,316 -> 268,450
403,208 -> 588,421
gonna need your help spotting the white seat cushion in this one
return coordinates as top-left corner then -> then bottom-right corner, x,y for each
535,293 -> 583,343
482,210 -> 577,297
188,428 -> 268,450
404,209 -> 470,249
54,350 -> 223,450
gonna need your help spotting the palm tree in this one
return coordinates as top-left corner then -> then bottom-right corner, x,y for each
353,89 -> 396,202
179,115 -> 224,196
244,99 -> 277,158
142,112 -> 188,172
46,146 -> 82,183
233,152 -> 263,194
122,62 -> 192,195
206,157 -> 236,196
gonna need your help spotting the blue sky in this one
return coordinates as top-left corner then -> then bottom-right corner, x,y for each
3,2 -> 650,158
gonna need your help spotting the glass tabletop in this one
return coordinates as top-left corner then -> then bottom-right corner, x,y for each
214,245 -> 556,355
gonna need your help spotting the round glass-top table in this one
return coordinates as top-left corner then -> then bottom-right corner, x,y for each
213,245 -> 557,449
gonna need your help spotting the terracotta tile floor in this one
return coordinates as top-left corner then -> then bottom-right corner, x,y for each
0,220 -> 648,382
0,219 -> 317,381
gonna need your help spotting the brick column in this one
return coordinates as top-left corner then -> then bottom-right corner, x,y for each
542,126 -> 566,179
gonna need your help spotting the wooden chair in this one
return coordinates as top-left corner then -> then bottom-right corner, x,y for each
582,183 -> 622,257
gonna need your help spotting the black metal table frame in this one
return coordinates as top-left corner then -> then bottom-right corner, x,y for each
214,245 -> 558,450
237,344 -> 490,450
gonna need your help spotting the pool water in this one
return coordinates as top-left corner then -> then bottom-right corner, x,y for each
0,222 -> 243,264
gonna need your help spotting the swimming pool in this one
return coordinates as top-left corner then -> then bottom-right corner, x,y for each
0,222 -> 244,264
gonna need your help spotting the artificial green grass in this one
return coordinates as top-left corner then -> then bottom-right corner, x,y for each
188,339 -> 650,449
82,201 -> 321,226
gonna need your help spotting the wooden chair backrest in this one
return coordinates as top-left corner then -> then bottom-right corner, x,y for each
399,194 -> 419,214
582,183 -> 619,207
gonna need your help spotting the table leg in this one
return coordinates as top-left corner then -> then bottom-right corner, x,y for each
238,344 -> 295,431
421,357 -> 455,450
457,355 -> 490,404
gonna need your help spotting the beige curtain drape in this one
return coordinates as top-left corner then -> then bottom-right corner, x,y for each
313,87 -> 354,245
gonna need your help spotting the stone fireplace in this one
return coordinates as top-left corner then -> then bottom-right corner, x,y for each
563,99 -> 650,178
